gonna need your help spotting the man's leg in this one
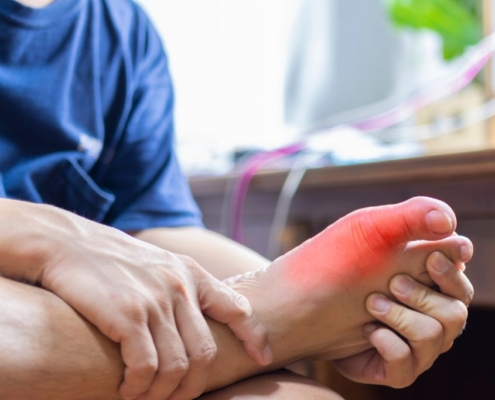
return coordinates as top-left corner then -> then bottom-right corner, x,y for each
198,371 -> 344,400
0,277 -> 341,400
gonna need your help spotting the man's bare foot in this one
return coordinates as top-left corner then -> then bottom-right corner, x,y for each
228,197 -> 473,363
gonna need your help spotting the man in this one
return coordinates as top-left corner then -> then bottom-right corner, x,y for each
0,0 -> 473,399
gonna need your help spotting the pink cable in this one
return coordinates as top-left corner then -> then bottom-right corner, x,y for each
353,55 -> 491,132
229,143 -> 304,241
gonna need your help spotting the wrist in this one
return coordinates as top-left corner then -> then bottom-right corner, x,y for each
0,199 -> 75,284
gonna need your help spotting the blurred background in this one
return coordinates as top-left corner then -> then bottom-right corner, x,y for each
139,0 -> 490,175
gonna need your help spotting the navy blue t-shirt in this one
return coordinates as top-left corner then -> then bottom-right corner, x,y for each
0,0 -> 203,231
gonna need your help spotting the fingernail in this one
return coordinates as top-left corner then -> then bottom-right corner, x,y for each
392,275 -> 413,295
460,245 -> 471,262
237,295 -> 252,313
364,324 -> 379,335
426,210 -> 453,234
430,252 -> 450,274
263,344 -> 273,365
370,295 -> 391,313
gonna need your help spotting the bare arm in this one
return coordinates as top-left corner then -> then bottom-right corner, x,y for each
131,227 -> 270,279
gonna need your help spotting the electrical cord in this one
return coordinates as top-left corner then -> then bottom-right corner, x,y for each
371,98 -> 495,142
266,151 -> 325,259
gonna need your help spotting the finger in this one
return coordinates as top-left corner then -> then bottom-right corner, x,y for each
139,311 -> 188,400
390,274 -> 468,351
366,293 -> 443,371
332,326 -> 414,388
363,324 -> 416,388
434,234 -> 473,267
427,251 -> 474,306
168,299 -> 217,400
119,325 -> 159,400
421,235 -> 473,271
198,276 -> 272,366
407,235 -> 473,287
332,348 -> 381,385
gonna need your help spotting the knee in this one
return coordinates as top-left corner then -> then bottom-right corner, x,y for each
199,370 -> 345,400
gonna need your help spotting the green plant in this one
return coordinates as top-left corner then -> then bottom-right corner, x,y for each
384,0 -> 483,60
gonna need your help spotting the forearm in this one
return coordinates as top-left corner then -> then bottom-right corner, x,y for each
132,227 -> 270,279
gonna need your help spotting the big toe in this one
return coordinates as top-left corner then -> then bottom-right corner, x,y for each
354,196 -> 456,247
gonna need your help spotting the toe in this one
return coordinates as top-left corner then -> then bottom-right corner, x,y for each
347,197 -> 457,252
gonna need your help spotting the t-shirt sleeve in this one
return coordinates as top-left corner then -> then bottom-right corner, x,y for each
100,9 -> 203,232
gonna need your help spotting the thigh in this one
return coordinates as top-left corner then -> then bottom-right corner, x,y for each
199,370 -> 344,400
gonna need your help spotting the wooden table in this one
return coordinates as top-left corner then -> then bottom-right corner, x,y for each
191,149 -> 495,400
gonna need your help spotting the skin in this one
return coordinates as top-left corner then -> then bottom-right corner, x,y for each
14,0 -> 55,7
132,227 -> 271,280
199,371 -> 345,400
0,199 -> 271,400
0,197 -> 472,400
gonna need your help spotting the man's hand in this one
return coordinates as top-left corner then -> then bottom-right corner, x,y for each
35,208 -> 272,400
332,250 -> 473,388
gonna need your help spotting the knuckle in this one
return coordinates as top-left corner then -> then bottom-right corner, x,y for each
161,357 -> 189,377
390,307 -> 409,332
156,292 -> 181,315
133,358 -> 159,378
178,255 -> 201,272
414,287 -> 432,310
420,320 -> 443,343
448,300 -> 468,327
169,255 -> 204,292
169,278 -> 189,298
190,343 -> 217,365
123,302 -> 148,324
155,296 -> 173,313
